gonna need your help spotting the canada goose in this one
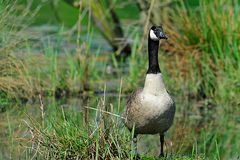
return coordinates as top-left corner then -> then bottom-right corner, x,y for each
123,26 -> 175,158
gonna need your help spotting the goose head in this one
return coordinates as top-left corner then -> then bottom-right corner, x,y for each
149,25 -> 168,41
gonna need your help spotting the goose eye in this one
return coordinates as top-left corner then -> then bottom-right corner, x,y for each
154,30 -> 159,36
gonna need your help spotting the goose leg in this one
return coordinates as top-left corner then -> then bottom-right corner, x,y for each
159,134 -> 165,157
133,134 -> 140,160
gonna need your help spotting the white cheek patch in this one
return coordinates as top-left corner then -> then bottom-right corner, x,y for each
150,29 -> 159,41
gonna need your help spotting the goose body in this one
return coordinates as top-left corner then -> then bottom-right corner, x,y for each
123,26 -> 175,157
124,74 -> 175,134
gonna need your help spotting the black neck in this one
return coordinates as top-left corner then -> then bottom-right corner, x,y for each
146,36 -> 161,74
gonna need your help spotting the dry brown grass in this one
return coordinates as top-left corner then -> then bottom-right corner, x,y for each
0,0 -> 38,99
0,55 -> 32,98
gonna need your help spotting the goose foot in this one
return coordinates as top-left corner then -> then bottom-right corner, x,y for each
134,154 -> 141,160
159,153 -> 164,158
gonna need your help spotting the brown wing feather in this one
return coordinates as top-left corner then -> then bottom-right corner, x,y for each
123,88 -> 143,130
126,89 -> 142,107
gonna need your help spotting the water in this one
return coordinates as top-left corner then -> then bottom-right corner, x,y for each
17,25 -> 113,55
